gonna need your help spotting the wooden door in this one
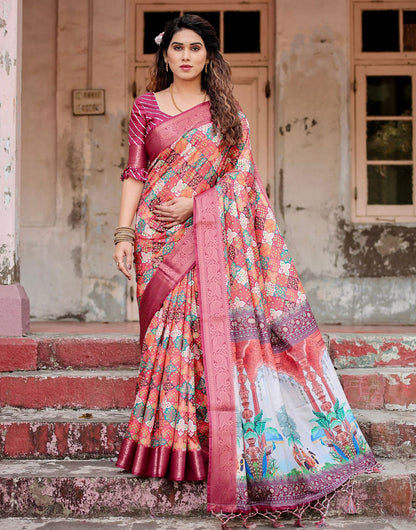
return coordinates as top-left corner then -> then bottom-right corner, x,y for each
232,66 -> 269,183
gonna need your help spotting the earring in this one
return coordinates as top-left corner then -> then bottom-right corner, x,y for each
204,63 -> 208,74
165,62 -> 169,72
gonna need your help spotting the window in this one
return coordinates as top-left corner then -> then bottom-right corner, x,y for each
138,7 -> 264,59
353,2 -> 416,222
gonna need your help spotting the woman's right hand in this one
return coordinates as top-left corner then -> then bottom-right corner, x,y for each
113,242 -> 134,280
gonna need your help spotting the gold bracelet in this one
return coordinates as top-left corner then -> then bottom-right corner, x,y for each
114,235 -> 134,243
114,235 -> 134,241
115,226 -> 134,233
114,226 -> 135,245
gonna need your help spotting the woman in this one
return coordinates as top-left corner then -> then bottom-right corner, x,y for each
113,14 -> 379,528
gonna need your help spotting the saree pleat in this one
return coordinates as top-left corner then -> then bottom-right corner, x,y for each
116,107 -> 379,522
117,269 -> 209,481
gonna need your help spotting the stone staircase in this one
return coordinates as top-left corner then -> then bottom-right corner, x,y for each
0,326 -> 415,523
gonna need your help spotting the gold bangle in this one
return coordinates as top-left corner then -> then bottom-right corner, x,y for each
114,226 -> 134,233
114,233 -> 135,244
113,226 -> 135,245
114,236 -> 134,243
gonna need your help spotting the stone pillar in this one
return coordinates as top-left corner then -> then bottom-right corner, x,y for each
0,0 -> 30,336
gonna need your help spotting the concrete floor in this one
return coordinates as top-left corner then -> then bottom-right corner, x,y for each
0,517 -> 415,530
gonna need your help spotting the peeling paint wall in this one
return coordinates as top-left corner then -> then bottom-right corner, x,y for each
0,0 -> 21,285
20,0 -> 127,320
275,0 -> 416,324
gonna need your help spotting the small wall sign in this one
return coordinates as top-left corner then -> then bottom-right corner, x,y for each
72,89 -> 105,116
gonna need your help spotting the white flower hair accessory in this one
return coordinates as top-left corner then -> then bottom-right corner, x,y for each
155,32 -> 164,46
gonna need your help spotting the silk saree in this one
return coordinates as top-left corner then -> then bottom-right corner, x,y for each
116,101 -> 379,526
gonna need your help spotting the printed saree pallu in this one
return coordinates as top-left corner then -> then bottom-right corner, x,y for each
116,101 -> 379,524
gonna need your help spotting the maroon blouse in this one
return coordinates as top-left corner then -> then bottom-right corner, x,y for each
120,92 -> 171,182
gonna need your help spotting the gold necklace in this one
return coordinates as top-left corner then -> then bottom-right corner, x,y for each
170,84 -> 207,113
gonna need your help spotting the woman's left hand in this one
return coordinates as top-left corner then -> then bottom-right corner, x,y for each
153,197 -> 194,229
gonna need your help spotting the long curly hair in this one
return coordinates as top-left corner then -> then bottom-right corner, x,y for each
146,14 -> 243,146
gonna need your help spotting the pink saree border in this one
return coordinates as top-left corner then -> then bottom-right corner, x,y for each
146,101 -> 211,163
139,227 -> 196,348
116,438 -> 208,481
194,188 -> 238,513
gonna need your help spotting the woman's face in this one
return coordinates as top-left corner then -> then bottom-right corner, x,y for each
165,29 -> 207,83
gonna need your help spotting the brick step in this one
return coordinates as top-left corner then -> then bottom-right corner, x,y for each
0,335 -> 140,371
0,408 -> 129,459
1,516 -> 415,530
1,407 -> 414,460
0,370 -> 137,409
0,458 -> 414,518
327,333 -> 416,369
2,366 -> 415,411
354,409 -> 416,458
338,367 -> 416,410
1,332 -> 415,372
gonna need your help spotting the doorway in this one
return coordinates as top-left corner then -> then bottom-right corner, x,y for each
127,1 -> 275,320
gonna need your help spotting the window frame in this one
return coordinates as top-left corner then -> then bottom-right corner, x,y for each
133,2 -> 270,67
352,0 -> 416,223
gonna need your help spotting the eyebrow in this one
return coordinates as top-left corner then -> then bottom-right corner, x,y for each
171,41 -> 203,45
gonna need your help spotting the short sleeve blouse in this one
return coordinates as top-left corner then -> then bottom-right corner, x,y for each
120,93 -> 170,182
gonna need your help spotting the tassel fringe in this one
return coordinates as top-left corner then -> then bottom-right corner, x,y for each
212,475 -> 365,528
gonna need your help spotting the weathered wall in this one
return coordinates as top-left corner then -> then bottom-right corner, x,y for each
20,0 -> 128,320
274,0 -> 416,324
19,0 -> 415,323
